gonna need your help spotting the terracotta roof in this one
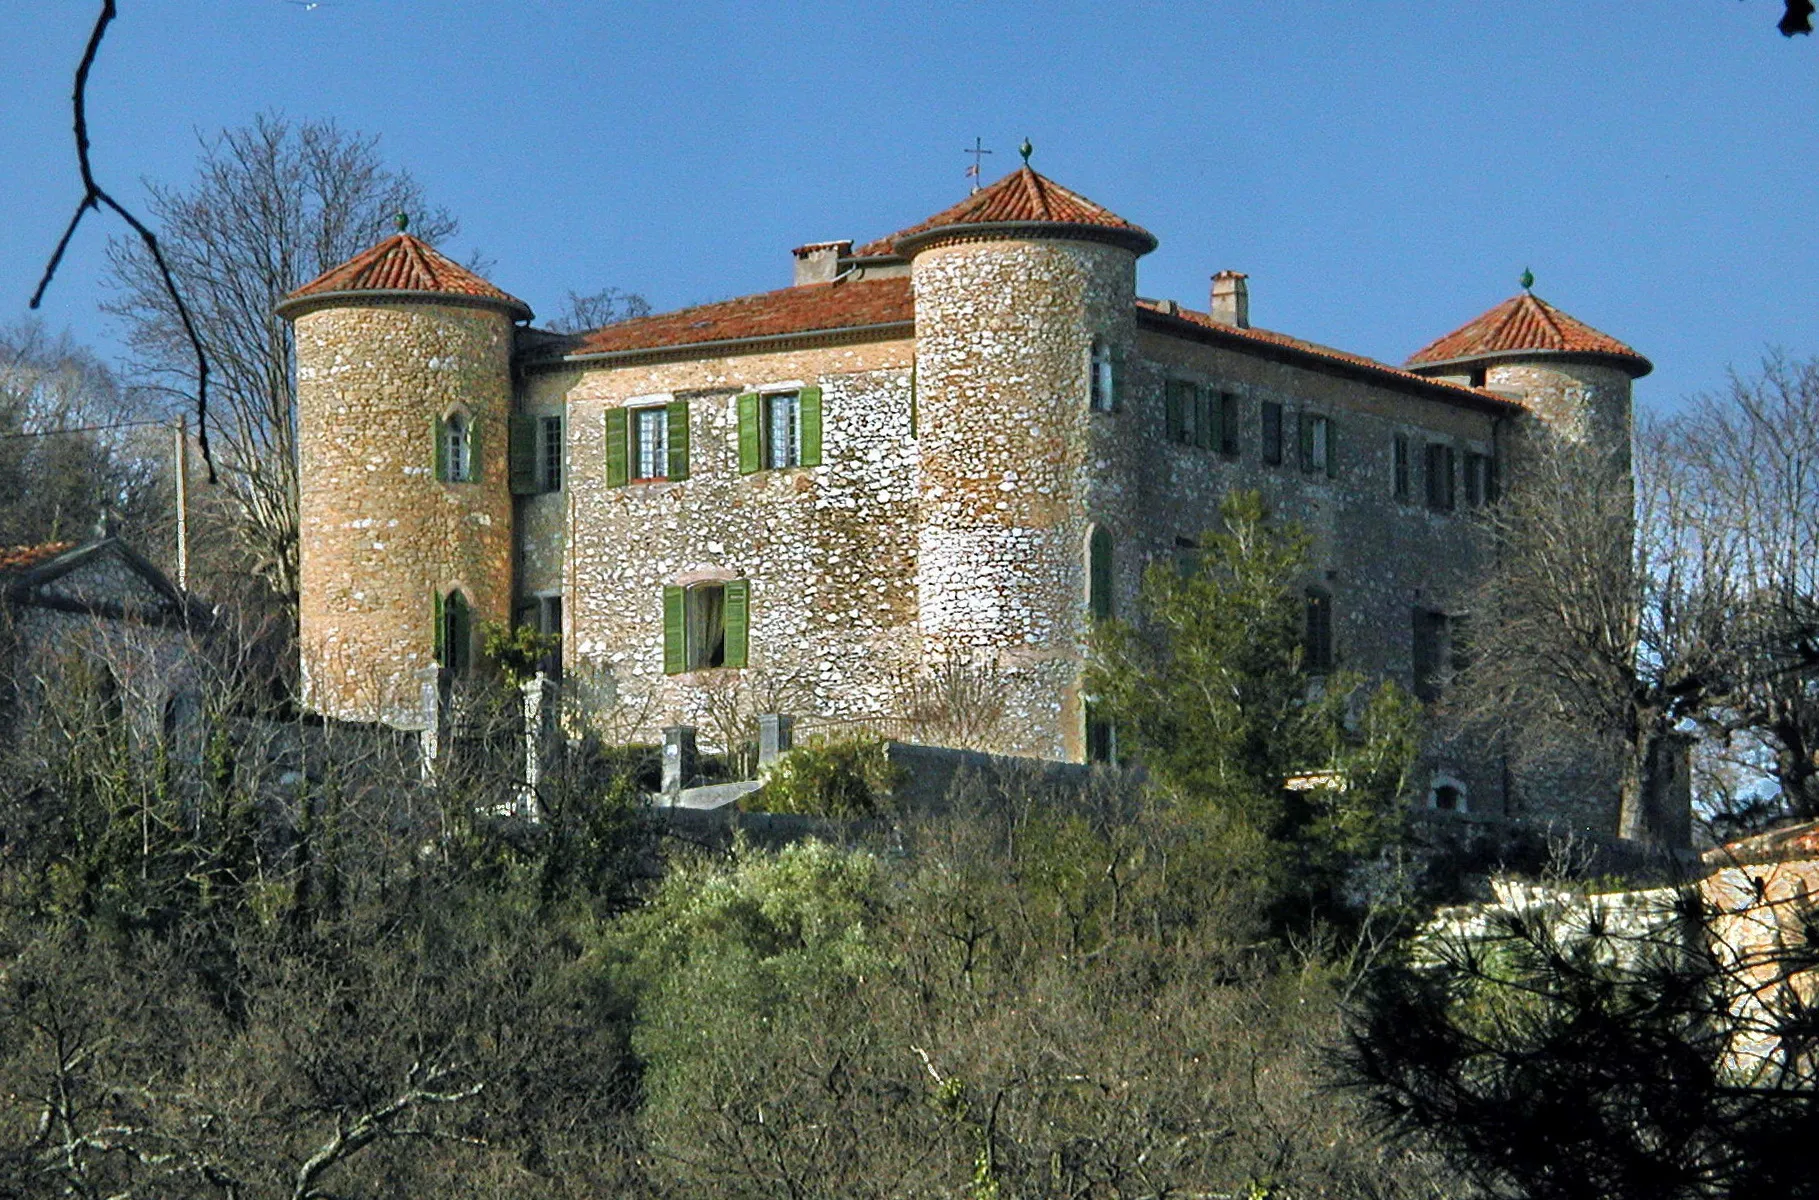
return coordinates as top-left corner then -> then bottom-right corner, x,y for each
0,542 -> 75,576
277,234 -> 531,320
558,277 -> 913,358
1703,819 -> 1819,867
1406,291 -> 1650,376
1137,301 -> 1520,414
854,167 -> 1157,257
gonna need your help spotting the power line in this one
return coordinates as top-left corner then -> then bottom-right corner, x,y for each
0,418 -> 174,440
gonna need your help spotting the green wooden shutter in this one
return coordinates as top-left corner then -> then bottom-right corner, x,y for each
662,585 -> 686,674
604,408 -> 629,488
433,590 -> 445,661
736,392 -> 761,474
1324,418 -> 1338,478
508,414 -> 538,494
468,418 -> 481,481
798,386 -> 822,467
666,400 -> 690,481
1109,346 -> 1126,411
1298,413 -> 1316,472
1218,392 -> 1238,455
722,578 -> 750,668
1164,381 -> 1184,442
433,416 -> 447,481
1194,387 -> 1214,450
1088,527 -> 1114,620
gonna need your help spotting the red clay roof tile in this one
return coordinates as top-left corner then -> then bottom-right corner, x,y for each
560,277 -> 913,358
0,542 -> 76,576
279,234 -> 531,319
1139,301 -> 1518,413
1407,292 -> 1649,375
854,167 -> 1156,257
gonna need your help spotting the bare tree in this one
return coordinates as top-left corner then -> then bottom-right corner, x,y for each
547,288 -> 651,335
105,114 -> 457,610
1658,355 -> 1819,820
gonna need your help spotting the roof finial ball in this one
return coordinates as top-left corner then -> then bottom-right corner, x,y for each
1520,266 -> 1534,292
1019,138 -> 1033,165
394,211 -> 410,233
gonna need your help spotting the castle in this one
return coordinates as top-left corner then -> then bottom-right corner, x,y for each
276,161 -> 1652,837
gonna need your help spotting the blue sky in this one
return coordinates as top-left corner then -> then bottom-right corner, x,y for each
3,1 -> 1815,414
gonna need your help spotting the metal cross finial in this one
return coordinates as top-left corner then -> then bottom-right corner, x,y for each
1520,266 -> 1534,291
1019,138 -> 1033,165
395,211 -> 410,232
963,137 -> 994,193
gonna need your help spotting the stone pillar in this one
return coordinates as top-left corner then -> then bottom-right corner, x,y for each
416,665 -> 448,781
662,725 -> 698,800
519,673 -> 559,818
757,713 -> 795,770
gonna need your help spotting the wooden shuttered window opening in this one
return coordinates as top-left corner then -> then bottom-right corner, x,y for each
666,400 -> 691,481
1299,413 -> 1337,477
1088,527 -> 1115,621
604,408 -> 629,487
605,403 -> 689,487
737,387 -> 822,474
1304,588 -> 1334,673
434,413 -> 477,483
662,580 -> 751,674
509,414 -> 538,494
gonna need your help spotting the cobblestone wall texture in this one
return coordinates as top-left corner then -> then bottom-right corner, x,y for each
552,340 -> 921,740
294,302 -> 515,724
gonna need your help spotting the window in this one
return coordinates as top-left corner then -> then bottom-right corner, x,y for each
1261,401 -> 1284,466
1425,443 -> 1456,511
510,414 -> 565,494
436,410 -> 475,483
605,401 -> 689,486
1173,535 -> 1200,577
1412,608 -> 1450,702
765,393 -> 800,469
1299,413 -> 1336,477
1304,587 -> 1333,672
633,407 -> 668,480
1217,392 -> 1239,456
1165,380 -> 1197,446
1088,527 -> 1115,620
1428,773 -> 1469,813
736,388 -> 822,473
1393,434 -> 1411,501
663,579 -> 750,673
1089,337 -> 1119,412
435,589 -> 472,677
541,416 -> 563,491
1085,700 -> 1117,764
1464,451 -> 1496,507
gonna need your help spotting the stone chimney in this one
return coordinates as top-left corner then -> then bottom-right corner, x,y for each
1210,270 -> 1250,328
793,240 -> 852,286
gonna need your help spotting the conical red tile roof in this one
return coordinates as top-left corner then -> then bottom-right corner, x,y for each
1407,291 -> 1649,376
277,233 -> 531,320
854,166 -> 1156,257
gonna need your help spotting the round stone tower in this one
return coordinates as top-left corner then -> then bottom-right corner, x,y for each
276,229 -> 531,725
1405,286 -> 1652,464
897,164 -> 1157,760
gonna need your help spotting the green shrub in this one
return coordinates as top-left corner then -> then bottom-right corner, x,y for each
748,735 -> 901,818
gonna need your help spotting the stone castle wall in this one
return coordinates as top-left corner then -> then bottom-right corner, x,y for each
912,237 -> 1138,761
540,339 -> 921,746
294,302 -> 515,724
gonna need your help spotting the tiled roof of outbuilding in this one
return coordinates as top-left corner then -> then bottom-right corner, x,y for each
854,167 -> 1156,257
1407,291 -> 1650,376
558,277 -> 913,358
278,234 -> 532,319
0,542 -> 76,576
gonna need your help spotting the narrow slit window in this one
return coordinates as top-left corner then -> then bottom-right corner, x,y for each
1304,587 -> 1333,672
445,412 -> 472,482
1089,337 -> 1116,412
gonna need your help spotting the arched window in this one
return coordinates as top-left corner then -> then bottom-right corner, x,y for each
1304,586 -> 1333,672
1089,337 -> 1118,412
437,589 -> 472,677
1427,772 -> 1469,814
1087,527 -> 1115,621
